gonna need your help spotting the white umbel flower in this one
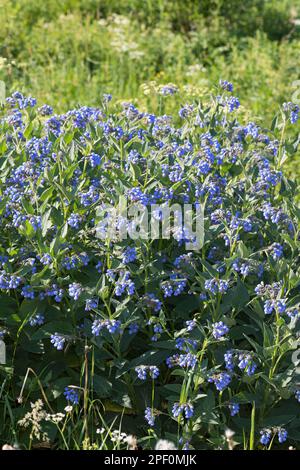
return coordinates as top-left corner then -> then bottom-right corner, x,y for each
155,439 -> 177,450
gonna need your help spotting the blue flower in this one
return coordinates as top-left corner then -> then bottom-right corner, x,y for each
38,253 -> 52,265
122,247 -> 136,264
169,163 -> 183,183
128,322 -> 139,335
68,282 -> 82,300
205,278 -> 229,295
225,96 -> 240,112
159,84 -> 178,96
95,261 -> 103,273
102,93 -> 112,103
178,352 -> 197,369
175,337 -> 198,352
287,308 -> 300,319
7,92 -> 36,109
224,350 -> 235,371
38,104 -> 53,116
50,333 -> 65,351
240,263 -> 250,276
114,271 -> 135,297
276,299 -> 286,314
0,271 -> 22,289
264,300 -> 275,315
228,402 -> 239,416
149,366 -> 160,379
237,353 -> 257,376
271,243 -> 283,261
106,320 -> 121,334
260,429 -> 272,445
212,321 -> 229,340
151,323 -> 163,341
208,372 -> 232,391
135,366 -> 147,381
144,407 -> 155,427
67,213 -> 82,229
166,354 -> 180,368
178,104 -> 194,119
143,293 -> 162,312
219,80 -> 233,92
29,314 -> 45,327
64,387 -> 79,405
186,319 -> 196,331
283,102 -> 299,124
162,282 -> 173,298
21,285 -> 35,299
161,274 -> 187,298
172,402 -> 194,420
88,153 -> 101,168
91,319 -> 121,336
85,298 -> 98,311
135,365 -> 159,380
45,115 -> 63,137
278,428 -> 288,443
243,220 -> 252,232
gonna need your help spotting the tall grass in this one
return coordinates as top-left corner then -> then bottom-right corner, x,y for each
0,0 -> 300,177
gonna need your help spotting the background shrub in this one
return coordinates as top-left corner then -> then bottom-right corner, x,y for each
1,0 -> 300,178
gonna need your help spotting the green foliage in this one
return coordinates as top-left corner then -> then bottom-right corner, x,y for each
0,82 -> 300,449
0,0 -> 300,451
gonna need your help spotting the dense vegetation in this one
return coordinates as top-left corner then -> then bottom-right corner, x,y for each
0,82 -> 300,450
1,0 -> 300,451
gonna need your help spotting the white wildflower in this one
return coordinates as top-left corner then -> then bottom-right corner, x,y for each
155,439 -> 177,450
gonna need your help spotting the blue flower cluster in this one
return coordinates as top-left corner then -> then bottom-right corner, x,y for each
260,428 -> 288,446
283,102 -> 299,124
172,402 -> 194,420
29,314 -> 45,327
205,278 -> 229,295
161,274 -> 187,297
228,402 -> 240,416
144,407 -> 155,427
64,387 -> 79,405
212,321 -> 229,340
208,372 -> 232,391
92,319 -> 122,336
1,84 -> 299,449
224,350 -> 257,376
50,333 -> 66,351
135,365 -> 160,380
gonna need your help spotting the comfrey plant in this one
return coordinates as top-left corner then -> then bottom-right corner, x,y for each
0,84 -> 300,450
